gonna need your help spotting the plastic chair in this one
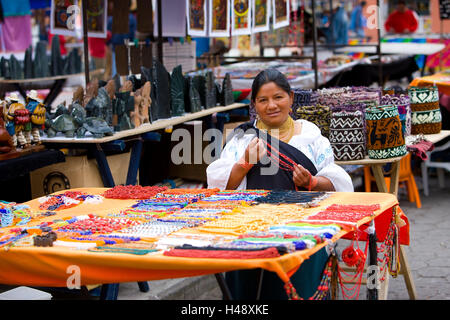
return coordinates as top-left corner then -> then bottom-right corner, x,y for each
420,140 -> 450,196
364,153 -> 422,208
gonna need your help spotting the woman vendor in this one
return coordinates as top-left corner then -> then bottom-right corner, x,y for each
206,69 -> 353,299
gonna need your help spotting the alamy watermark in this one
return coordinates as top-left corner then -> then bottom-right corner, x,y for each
66,5 -> 80,31
366,265 -> 381,290
365,5 -> 381,30
66,265 -> 81,289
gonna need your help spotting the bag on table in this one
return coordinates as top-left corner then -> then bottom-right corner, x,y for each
381,94 -> 411,138
365,105 -> 407,160
408,86 -> 441,135
329,109 -> 366,161
295,105 -> 331,138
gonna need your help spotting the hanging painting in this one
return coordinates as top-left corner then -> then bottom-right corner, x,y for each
84,0 -> 108,38
50,0 -> 79,36
231,0 -> 252,35
187,0 -> 208,36
273,0 -> 290,29
209,0 -> 230,37
252,0 -> 270,33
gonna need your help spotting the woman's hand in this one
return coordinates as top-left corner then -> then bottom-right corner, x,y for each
244,137 -> 267,165
293,164 -> 317,190
227,137 -> 267,189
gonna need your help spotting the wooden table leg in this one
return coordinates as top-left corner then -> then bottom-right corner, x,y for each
371,164 -> 388,193
399,245 -> 417,300
389,161 -> 400,198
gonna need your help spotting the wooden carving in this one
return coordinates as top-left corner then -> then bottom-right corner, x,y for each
72,86 -> 84,104
83,81 -> 99,107
0,105 -> 15,153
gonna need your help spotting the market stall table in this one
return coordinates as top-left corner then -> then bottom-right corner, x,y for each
336,153 -> 416,299
0,148 -> 65,182
334,42 -> 445,57
0,70 -> 104,107
409,71 -> 450,96
0,188 -> 409,301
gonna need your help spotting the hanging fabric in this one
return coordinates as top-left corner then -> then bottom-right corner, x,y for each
273,0 -> 290,30
252,0 -> 270,33
231,0 -> 252,35
137,0 -> 153,34
186,0 -> 208,36
85,0 -> 108,38
209,0 -> 230,37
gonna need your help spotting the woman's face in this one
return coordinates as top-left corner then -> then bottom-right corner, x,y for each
254,82 -> 293,127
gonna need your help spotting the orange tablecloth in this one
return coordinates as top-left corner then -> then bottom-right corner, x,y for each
0,188 -> 408,287
410,71 -> 450,96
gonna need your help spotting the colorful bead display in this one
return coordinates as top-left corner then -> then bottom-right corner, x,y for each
102,185 -> 168,199
56,215 -> 140,235
0,187 -> 400,300
38,191 -> 102,211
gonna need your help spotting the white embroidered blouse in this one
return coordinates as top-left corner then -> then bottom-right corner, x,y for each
206,119 -> 354,192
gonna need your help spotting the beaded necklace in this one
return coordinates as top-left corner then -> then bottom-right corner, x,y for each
377,206 -> 400,281
335,232 -> 369,300
103,185 -> 168,199
284,255 -> 335,300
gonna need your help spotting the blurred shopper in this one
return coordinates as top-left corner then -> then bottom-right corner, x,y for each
349,1 -> 367,39
327,2 -> 349,45
48,33 -> 67,55
89,36 -> 107,80
384,0 -> 418,34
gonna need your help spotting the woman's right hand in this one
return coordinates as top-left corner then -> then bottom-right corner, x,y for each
244,137 -> 267,165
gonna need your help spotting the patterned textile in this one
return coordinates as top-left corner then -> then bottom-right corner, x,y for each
295,105 -> 331,138
329,110 -> 366,161
365,105 -> 407,159
0,15 -> 32,52
291,89 -> 318,120
408,86 -> 442,134
380,94 -> 412,138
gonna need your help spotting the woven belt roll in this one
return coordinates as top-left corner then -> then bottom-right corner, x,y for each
329,110 -> 366,161
380,94 -> 411,138
408,86 -> 441,134
365,105 -> 407,159
295,105 -> 331,138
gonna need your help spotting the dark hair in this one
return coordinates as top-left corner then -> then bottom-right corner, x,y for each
251,69 -> 291,102
397,0 -> 406,5
360,1 -> 367,7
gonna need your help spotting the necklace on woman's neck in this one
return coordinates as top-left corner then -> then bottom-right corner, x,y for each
256,116 -> 295,143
